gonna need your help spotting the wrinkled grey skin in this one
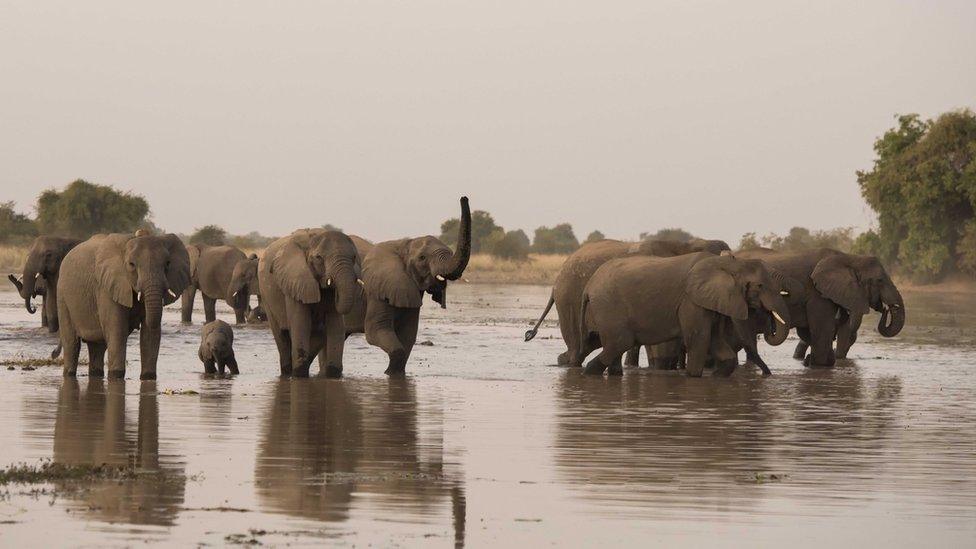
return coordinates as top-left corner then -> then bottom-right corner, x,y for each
7,236 -> 81,332
578,253 -> 791,377
342,197 -> 472,376
736,248 -> 905,366
525,237 -> 731,368
182,246 -> 260,325
259,229 -> 363,378
58,233 -> 191,380
199,319 -> 239,374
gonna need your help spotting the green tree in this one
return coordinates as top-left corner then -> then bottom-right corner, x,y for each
440,210 -> 502,253
36,179 -> 150,238
585,230 -> 605,243
321,224 -> 342,232
0,202 -> 38,244
190,225 -> 228,246
489,229 -> 531,260
857,110 -> 976,281
639,228 -> 695,242
533,223 -> 579,254
738,232 -> 762,250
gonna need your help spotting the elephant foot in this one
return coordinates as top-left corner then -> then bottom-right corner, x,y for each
793,342 -> 809,360
803,355 -> 835,368
292,366 -> 311,378
650,357 -> 680,370
88,367 -> 105,378
323,365 -> 343,379
384,367 -> 407,377
556,351 -> 571,365
105,369 -> 124,379
713,359 -> 738,378
607,362 -> 624,376
582,357 -> 607,376
139,371 -> 156,380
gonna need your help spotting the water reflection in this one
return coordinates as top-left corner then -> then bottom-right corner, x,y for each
52,379 -> 186,526
255,378 -> 465,546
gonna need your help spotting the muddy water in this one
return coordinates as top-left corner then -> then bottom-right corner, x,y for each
0,284 -> 974,547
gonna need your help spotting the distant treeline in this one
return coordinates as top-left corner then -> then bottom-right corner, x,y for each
3,108 -> 973,282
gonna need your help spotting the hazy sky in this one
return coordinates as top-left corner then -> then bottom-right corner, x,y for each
1,1 -> 974,245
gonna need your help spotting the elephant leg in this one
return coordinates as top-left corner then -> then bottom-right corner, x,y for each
649,341 -> 681,370
709,329 -> 738,378
41,297 -> 50,329
680,305 -> 712,378
225,353 -> 239,375
86,341 -> 106,377
390,308 -> 420,376
233,307 -> 247,325
576,333 -> 601,369
804,300 -> 837,367
556,350 -> 571,366
583,346 -> 626,376
835,314 -> 862,359
203,358 -> 217,374
203,295 -> 217,324
286,302 -> 313,378
608,353 -> 625,376
101,303 -> 130,379
319,312 -> 346,378
181,285 -> 196,324
267,317 -> 292,376
45,278 -> 59,333
793,327 -> 811,359
60,320 -> 81,378
624,346 -> 641,367
364,301 -> 409,376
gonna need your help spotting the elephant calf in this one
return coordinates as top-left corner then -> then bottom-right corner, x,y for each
578,253 -> 790,377
199,320 -> 239,375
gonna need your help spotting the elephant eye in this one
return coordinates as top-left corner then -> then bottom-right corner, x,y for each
128,261 -> 136,268
419,254 -> 426,261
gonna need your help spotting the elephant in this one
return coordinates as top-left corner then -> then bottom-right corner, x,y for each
199,319 -> 239,374
6,235 -> 80,332
736,248 -> 905,366
524,237 -> 731,368
181,245 -> 260,325
577,252 -> 790,377
246,303 -> 267,323
342,197 -> 471,376
57,233 -> 191,379
258,229 -> 362,378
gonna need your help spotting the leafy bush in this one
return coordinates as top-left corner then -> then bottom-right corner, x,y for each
585,230 -> 605,243
640,228 -> 695,242
0,202 -> 38,244
488,229 -> 531,260
36,179 -> 149,238
440,210 -> 501,253
533,223 -> 579,254
190,225 -> 228,246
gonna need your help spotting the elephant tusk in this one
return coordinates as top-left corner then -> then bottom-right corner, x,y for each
771,311 -> 786,325
780,290 -> 790,296
436,275 -> 446,282
357,279 -> 365,286
326,278 -> 332,287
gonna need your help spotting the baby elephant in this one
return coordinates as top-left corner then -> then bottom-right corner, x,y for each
199,320 -> 240,374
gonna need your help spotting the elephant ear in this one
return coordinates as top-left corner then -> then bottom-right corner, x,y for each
362,242 -> 423,308
686,256 -> 749,320
812,254 -> 869,315
95,234 -> 135,308
186,244 -> 201,283
270,235 -> 320,304
163,234 -> 192,298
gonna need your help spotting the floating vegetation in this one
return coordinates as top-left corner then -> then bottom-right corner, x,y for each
160,388 -> 200,396
0,460 -> 137,485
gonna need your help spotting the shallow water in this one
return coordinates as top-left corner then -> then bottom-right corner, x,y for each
0,284 -> 974,547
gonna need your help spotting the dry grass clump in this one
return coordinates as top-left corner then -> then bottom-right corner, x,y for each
0,245 -> 28,273
0,460 -> 137,485
463,253 -> 566,285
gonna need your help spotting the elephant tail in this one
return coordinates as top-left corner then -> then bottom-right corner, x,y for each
575,293 -> 590,365
524,292 -> 555,342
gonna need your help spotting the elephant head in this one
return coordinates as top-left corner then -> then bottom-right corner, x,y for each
635,238 -> 730,257
270,231 -> 362,315
228,253 -> 260,310
811,253 -> 905,337
18,236 -> 79,316
362,197 -> 471,309
95,233 -> 191,377
760,266 -> 805,345
686,255 -> 792,349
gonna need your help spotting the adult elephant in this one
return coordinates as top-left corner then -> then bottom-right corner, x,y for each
578,253 -> 791,377
181,245 -> 260,324
736,248 -> 905,366
6,235 -> 80,332
258,229 -> 362,378
58,233 -> 191,379
343,197 -> 471,376
524,237 -> 730,368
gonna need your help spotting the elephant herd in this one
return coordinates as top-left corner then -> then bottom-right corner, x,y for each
7,195 -> 905,380
525,237 -> 906,376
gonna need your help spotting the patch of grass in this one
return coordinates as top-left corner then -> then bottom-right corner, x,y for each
0,356 -> 71,367
464,253 -> 566,285
0,245 -> 29,273
0,460 -> 137,485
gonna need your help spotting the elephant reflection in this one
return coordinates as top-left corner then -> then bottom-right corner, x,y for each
256,379 -> 465,546
52,379 -> 186,526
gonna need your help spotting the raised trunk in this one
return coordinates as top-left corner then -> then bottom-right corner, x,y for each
877,282 -> 905,337
442,197 -> 471,280
140,285 -> 164,380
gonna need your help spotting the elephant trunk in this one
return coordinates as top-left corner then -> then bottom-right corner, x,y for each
44,275 -> 59,332
441,197 -> 471,280
20,254 -> 40,313
332,262 -> 359,316
759,291 -> 790,346
877,282 -> 905,337
140,281 -> 164,379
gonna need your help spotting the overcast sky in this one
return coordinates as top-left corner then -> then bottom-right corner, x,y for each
1,1 -> 974,244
